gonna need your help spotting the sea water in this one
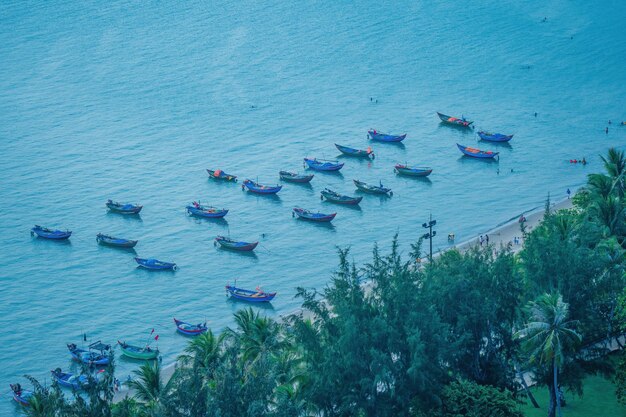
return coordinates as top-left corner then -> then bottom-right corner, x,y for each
1,0 -> 625,413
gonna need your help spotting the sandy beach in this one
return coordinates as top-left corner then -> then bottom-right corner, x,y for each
113,196 -> 575,401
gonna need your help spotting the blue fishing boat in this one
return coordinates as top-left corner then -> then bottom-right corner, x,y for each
437,112 -> 473,127
367,129 -> 406,142
135,257 -> 177,270
215,236 -> 259,251
304,158 -> 344,171
293,207 -> 337,222
320,188 -> 363,205
67,341 -> 110,366
242,179 -> 282,194
279,171 -> 314,183
335,143 -> 375,158
226,285 -> 276,303
106,199 -> 142,214
31,225 -> 72,240
394,164 -> 433,177
186,202 -> 228,218
457,143 -> 499,159
477,131 -> 513,142
207,168 -> 237,182
51,369 -> 89,390
10,384 -> 33,406
174,318 -> 208,336
96,233 -> 138,248
354,179 -> 393,195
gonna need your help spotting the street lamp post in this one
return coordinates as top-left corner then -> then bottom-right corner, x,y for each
422,214 -> 437,261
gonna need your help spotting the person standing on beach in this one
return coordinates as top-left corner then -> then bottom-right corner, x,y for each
479,235 -> 483,246
567,188 -> 571,199
485,234 -> 489,245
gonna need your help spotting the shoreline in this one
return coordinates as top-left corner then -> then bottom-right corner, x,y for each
113,195 -> 576,401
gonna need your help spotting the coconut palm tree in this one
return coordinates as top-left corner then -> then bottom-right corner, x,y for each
231,308 -> 283,366
180,330 -> 223,372
601,148 -> 626,197
128,361 -> 173,416
515,293 -> 581,417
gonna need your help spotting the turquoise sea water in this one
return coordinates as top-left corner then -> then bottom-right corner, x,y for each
1,0 -> 625,412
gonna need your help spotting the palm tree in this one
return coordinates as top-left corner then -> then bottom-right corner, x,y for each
128,361 -> 173,416
231,308 -> 283,366
601,148 -> 626,197
515,293 -> 581,417
180,330 -> 223,372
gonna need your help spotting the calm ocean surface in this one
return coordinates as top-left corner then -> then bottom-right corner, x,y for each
1,0 -> 625,412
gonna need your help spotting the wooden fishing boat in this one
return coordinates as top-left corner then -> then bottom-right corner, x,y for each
335,143 -> 374,158
186,202 -> 228,218
117,341 -> 159,360
279,171 -> 315,183
242,179 -> 282,194
437,112 -> 473,127
215,236 -> 259,251
457,143 -> 499,159
51,369 -> 89,390
320,188 -> 362,205
134,257 -> 177,270
367,130 -> 406,142
354,179 -> 393,195
206,168 -> 237,182
394,164 -> 433,177
67,341 -> 110,366
477,131 -> 513,142
225,285 -> 276,302
96,233 -> 138,248
106,199 -> 143,214
10,384 -> 33,406
293,207 -> 336,222
173,318 -> 207,336
304,158 -> 344,171
30,225 -> 71,240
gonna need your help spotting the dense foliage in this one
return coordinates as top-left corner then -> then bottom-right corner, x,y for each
20,149 -> 626,416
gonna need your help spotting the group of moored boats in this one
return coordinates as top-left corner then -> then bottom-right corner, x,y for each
16,112 -> 514,406
435,112 -> 514,159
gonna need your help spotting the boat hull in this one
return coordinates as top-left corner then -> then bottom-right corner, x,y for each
174,318 -> 207,336
207,169 -> 238,181
134,257 -> 177,270
106,202 -> 142,214
477,131 -> 513,142
242,180 -> 282,194
31,226 -> 72,239
367,131 -> 406,142
457,143 -> 499,159
186,206 -> 228,218
118,341 -> 159,360
437,112 -> 473,127
335,144 -> 373,157
394,165 -> 433,177
320,190 -> 362,205
304,158 -> 344,171
226,285 -> 276,302
215,236 -> 258,251
51,370 -> 88,390
96,234 -> 138,248
293,208 -> 336,222
354,180 -> 392,195
279,171 -> 314,183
